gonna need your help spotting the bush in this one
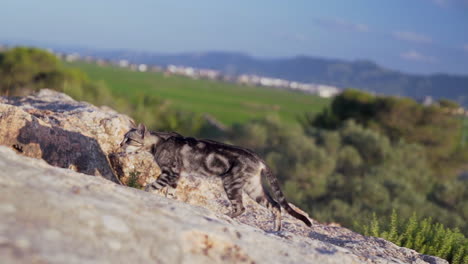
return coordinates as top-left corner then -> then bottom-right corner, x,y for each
0,47 -> 115,105
0,47 -> 63,95
228,117 -> 467,237
308,89 -> 465,179
356,210 -> 468,264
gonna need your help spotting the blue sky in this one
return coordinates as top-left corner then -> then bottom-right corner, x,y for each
1,0 -> 467,75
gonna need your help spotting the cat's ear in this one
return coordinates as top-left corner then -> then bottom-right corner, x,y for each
137,123 -> 147,138
129,119 -> 137,129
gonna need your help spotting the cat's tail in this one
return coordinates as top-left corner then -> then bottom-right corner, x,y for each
262,166 -> 312,227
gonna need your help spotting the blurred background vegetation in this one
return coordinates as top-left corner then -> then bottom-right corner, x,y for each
1,47 -> 467,263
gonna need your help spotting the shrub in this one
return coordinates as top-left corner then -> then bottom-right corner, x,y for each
356,210 -> 468,264
308,89 -> 465,179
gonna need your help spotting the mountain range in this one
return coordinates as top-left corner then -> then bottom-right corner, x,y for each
75,49 -> 467,106
11,41 -> 466,106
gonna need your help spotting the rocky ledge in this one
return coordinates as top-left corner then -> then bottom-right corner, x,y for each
0,90 -> 447,264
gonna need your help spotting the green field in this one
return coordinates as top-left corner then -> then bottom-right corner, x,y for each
68,62 -> 329,125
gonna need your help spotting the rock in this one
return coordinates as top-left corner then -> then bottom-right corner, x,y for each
0,146 -> 448,264
0,89 -> 160,185
108,151 -> 160,188
0,90 -> 448,264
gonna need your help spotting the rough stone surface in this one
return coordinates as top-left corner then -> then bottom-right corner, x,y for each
0,90 -> 448,264
0,147 -> 448,264
0,89 -> 160,185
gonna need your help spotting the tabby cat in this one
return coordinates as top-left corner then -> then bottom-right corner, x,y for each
120,124 -> 311,231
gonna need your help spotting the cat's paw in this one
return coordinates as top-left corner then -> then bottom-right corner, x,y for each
144,183 -> 157,192
227,207 -> 245,218
165,187 -> 177,198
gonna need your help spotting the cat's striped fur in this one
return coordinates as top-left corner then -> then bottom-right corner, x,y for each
120,124 -> 312,231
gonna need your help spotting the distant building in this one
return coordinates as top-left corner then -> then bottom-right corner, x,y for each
184,67 -> 195,76
199,69 -> 220,80
84,56 -> 94,62
149,65 -> 163,72
65,53 -> 80,62
129,64 -> 138,71
419,96 -> 436,106
138,64 -> 148,72
235,73 -> 341,98
119,60 -> 129,68
96,59 -> 109,66
317,85 -> 341,98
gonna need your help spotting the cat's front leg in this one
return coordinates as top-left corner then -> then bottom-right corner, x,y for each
164,169 -> 180,198
163,185 -> 177,198
145,167 -> 172,191
145,167 -> 180,199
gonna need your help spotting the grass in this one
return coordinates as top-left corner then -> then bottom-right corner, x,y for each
67,61 -> 330,125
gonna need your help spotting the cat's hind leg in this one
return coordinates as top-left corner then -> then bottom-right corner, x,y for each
222,173 -> 246,218
244,174 -> 282,231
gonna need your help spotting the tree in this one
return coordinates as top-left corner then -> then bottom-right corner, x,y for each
0,47 -> 63,95
308,89 -> 465,179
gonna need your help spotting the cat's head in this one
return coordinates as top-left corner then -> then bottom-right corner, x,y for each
120,123 -> 159,154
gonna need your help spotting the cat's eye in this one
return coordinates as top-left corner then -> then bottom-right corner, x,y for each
131,139 -> 142,145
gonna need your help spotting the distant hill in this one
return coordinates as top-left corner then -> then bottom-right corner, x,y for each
49,47 -> 468,106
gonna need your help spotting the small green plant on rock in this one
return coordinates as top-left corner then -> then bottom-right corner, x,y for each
127,171 -> 142,189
